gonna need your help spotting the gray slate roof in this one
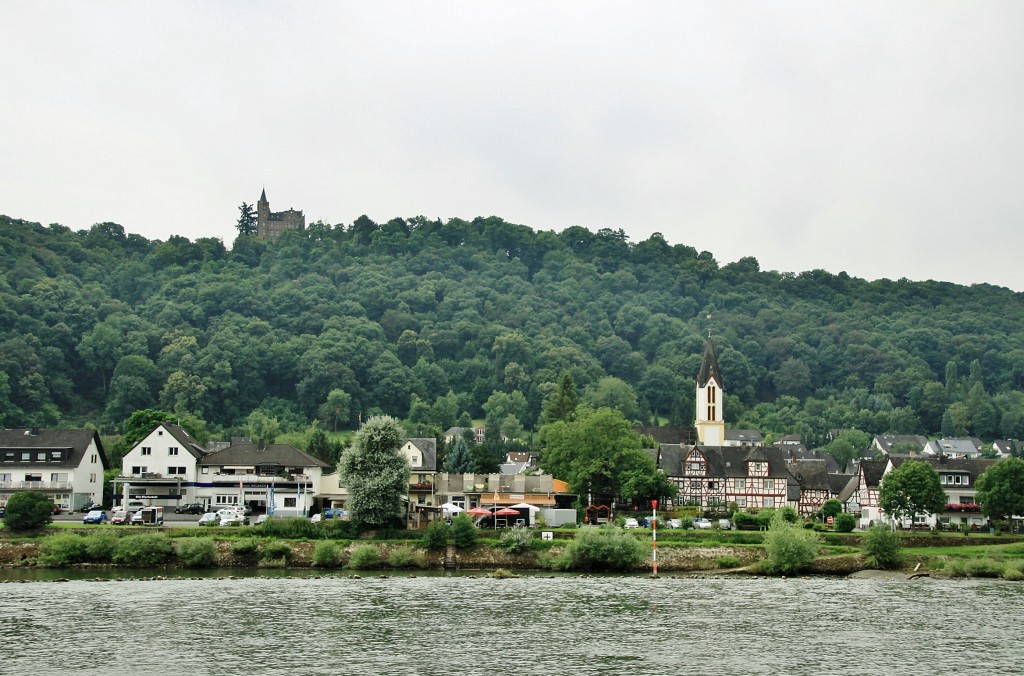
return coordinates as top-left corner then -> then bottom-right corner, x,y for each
404,438 -> 437,472
696,340 -> 723,388
199,443 -> 330,469
160,423 -> 207,458
0,428 -> 108,470
657,444 -> 791,479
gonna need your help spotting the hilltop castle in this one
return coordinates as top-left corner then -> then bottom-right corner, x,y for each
256,189 -> 305,240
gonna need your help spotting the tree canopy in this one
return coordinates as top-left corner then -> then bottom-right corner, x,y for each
975,457 -> 1024,527
339,415 -> 409,529
878,460 -> 947,524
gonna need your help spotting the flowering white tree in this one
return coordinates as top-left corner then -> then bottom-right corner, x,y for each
339,415 -> 409,529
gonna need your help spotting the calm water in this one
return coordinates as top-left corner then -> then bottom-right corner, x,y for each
1,572 -> 1021,675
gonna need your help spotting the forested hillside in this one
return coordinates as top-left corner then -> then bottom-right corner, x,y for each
2,213 -> 1023,450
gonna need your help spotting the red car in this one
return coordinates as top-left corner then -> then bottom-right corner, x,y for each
111,510 -> 130,525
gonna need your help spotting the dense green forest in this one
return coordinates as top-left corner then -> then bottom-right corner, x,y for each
2,213 -> 1024,452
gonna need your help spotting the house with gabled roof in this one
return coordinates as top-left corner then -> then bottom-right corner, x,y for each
116,423 -> 207,510
888,455 -> 997,530
872,434 -> 928,454
787,459 -> 831,516
723,429 -> 763,447
992,440 -> 1020,458
847,457 -> 893,528
0,428 -> 108,512
922,438 -> 982,459
658,444 -> 791,513
196,442 -> 330,516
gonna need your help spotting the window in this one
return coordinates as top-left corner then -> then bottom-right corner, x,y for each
90,454 -> 98,463
89,473 -> 96,483
141,447 -> 152,456
158,430 -> 163,436
961,496 -> 974,504
707,481 -> 719,490
687,462 -> 703,473
168,447 -> 179,456
21,452 -> 31,461
962,476 -> 969,486
50,473 -> 68,482
3,452 -> 13,462
735,497 -> 746,508
707,385 -> 716,420
215,495 -> 239,506
25,473 -> 42,482
763,497 -> 775,508
167,467 -> 187,475
734,478 -> 745,490
0,473 -> 11,482
284,497 -> 296,508
50,451 -> 61,461
689,481 -> 701,490
131,466 -> 147,475
201,467 -> 209,474
763,479 -> 772,490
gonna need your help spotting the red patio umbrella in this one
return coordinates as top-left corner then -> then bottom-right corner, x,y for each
467,507 -> 492,516
494,508 -> 520,516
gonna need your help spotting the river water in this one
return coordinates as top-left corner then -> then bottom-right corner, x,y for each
0,572 -> 1020,675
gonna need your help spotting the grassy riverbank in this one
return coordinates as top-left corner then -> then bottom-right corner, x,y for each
2,523 -> 1023,579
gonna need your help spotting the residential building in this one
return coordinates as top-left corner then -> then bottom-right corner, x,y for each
872,434 -> 928,455
116,423 -> 207,510
922,438 -> 982,459
723,429 -> 763,447
0,428 -> 108,511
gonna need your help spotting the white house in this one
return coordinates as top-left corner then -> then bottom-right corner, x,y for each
0,428 -> 108,511
117,423 -> 207,510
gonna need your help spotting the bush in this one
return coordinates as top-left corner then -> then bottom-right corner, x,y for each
946,560 -> 968,578
312,540 -> 343,568
387,544 -> 426,569
450,513 -> 477,550
553,529 -> 646,572
716,555 -> 742,569
3,491 -> 54,531
260,541 -> 293,564
177,538 -> 216,567
834,513 -> 857,533
500,527 -> 534,554
966,559 -> 1002,578
762,511 -> 820,575
84,532 -> 120,562
421,519 -> 449,551
112,534 -> 174,566
231,538 -> 260,561
348,544 -> 380,569
39,534 -> 88,566
863,525 -> 903,570
1001,561 -> 1024,581
259,517 -> 318,539
820,499 -> 843,521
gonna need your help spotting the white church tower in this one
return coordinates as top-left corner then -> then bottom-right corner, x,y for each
695,339 -> 725,446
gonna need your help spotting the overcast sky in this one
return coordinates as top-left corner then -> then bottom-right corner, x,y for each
3,2 -> 1022,290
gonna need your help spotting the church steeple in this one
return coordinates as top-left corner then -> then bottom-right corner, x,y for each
695,339 -> 725,446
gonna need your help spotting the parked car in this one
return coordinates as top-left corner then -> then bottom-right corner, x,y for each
111,510 -> 129,525
79,501 -> 104,513
130,511 -> 144,525
624,517 -> 640,529
220,513 -> 246,527
255,514 -> 272,526
693,517 -> 712,530
0,506 -> 5,518
174,503 -> 206,515
322,507 -> 346,519
82,510 -> 108,524
668,519 -> 683,529
718,518 -> 733,530
198,512 -> 219,526
309,513 -> 323,524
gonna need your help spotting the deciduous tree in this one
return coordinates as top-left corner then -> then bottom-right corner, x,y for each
879,460 -> 946,526
339,416 -> 409,529
975,457 -> 1024,530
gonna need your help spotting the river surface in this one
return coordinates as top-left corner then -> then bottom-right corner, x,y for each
0,571 -> 1020,675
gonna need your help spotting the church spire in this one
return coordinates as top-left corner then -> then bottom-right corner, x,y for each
696,339 -> 723,389
259,187 -> 268,204
695,337 -> 725,446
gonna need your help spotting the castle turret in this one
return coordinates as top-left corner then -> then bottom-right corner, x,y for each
695,339 -> 725,445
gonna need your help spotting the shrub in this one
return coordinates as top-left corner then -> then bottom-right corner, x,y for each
762,511 -> 820,575
780,507 -> 799,524
312,540 -> 343,568
3,491 -> 54,531
834,513 -> 857,533
177,538 -> 216,567
387,544 -> 426,569
863,525 -> 903,570
820,499 -> 843,521
966,559 -> 1002,578
260,541 -> 293,564
500,527 -> 534,554
231,538 -> 260,561
1001,561 -> 1024,581
450,513 -> 477,550
39,534 -> 88,566
553,529 -> 646,572
946,560 -> 968,578
421,519 -> 449,550
716,555 -> 742,569
84,532 -> 120,562
112,534 -> 174,566
348,544 -> 380,569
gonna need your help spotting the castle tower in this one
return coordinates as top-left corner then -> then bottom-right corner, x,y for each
695,339 -> 725,445
256,188 -> 270,236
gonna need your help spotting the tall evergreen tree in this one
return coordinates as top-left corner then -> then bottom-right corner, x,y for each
541,373 -> 579,424
443,436 -> 473,473
236,202 -> 257,235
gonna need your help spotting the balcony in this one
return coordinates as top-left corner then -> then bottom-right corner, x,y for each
945,503 -> 981,513
0,481 -> 74,491
409,482 -> 433,492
